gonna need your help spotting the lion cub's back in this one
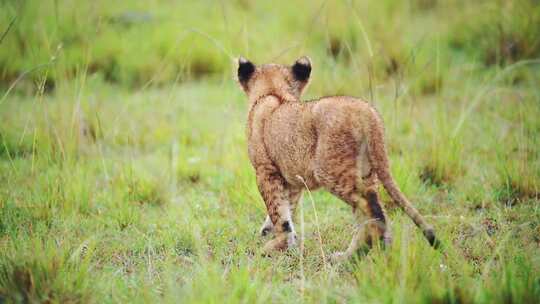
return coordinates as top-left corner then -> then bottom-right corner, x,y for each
263,102 -> 318,187
310,96 -> 373,137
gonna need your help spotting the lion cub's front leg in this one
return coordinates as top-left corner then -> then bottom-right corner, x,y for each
256,165 -> 297,253
259,189 -> 303,237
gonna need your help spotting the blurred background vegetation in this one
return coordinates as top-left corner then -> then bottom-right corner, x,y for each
2,0 -> 539,91
0,0 -> 539,303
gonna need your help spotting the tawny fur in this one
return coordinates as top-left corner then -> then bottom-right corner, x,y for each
237,56 -> 439,260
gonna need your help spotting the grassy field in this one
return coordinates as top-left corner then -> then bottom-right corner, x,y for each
1,0 -> 539,303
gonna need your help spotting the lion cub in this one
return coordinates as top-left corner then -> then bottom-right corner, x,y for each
237,56 -> 439,261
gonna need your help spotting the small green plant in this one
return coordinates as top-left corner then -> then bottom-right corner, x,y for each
126,176 -> 167,206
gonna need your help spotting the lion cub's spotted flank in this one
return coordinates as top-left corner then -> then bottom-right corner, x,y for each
237,56 -> 439,261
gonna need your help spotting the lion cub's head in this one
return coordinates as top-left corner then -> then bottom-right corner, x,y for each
236,56 -> 312,103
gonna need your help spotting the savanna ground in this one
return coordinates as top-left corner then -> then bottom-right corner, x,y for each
1,0 -> 539,303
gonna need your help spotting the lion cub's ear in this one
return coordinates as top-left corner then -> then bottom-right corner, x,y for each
238,56 -> 255,84
292,56 -> 312,82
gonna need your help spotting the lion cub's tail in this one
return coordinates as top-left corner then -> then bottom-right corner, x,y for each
365,108 -> 440,248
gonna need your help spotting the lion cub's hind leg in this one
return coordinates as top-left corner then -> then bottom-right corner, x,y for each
327,179 -> 390,262
362,186 -> 392,248
330,204 -> 370,262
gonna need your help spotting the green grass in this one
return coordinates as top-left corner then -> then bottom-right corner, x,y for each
1,0 -> 540,303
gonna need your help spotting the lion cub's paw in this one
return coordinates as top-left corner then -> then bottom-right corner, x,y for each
262,233 -> 297,256
262,238 -> 287,255
287,232 -> 298,247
